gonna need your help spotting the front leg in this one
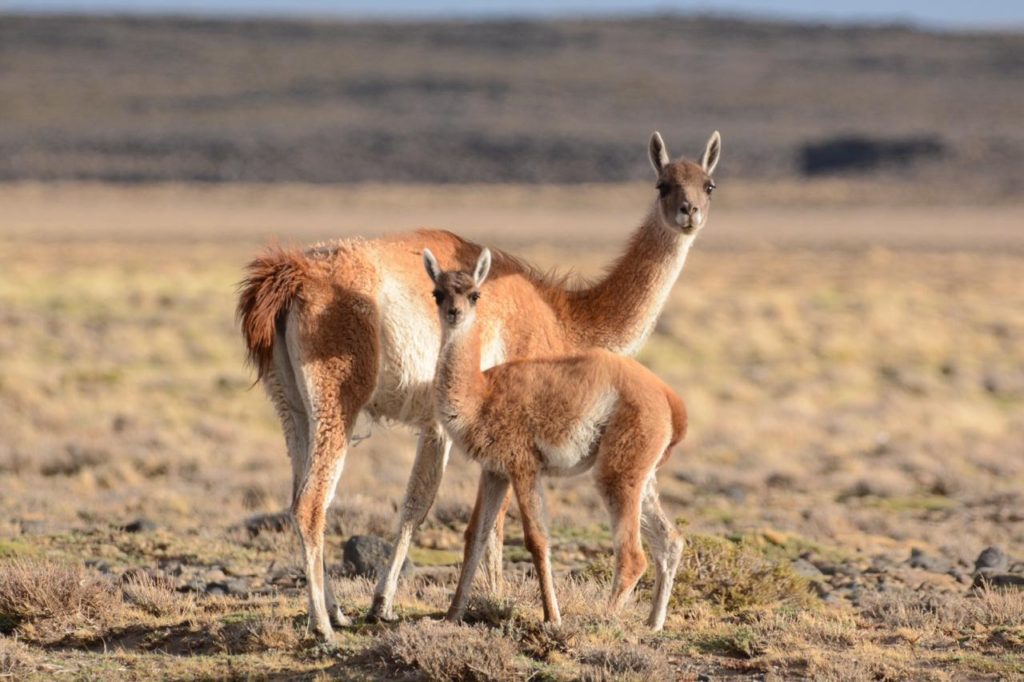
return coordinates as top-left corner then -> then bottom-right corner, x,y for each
370,424 -> 452,622
513,472 -> 561,625
447,470 -> 511,621
478,484 -> 512,598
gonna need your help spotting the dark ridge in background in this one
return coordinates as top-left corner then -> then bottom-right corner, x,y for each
0,14 -> 1021,193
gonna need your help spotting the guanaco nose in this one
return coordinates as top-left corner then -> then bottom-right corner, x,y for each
679,201 -> 696,215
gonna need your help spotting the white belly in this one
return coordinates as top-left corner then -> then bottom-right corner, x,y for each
535,389 -> 618,476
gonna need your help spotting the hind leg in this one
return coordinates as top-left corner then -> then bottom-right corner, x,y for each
640,476 -> 683,631
291,414 -> 350,640
270,329 -> 350,629
289,302 -> 377,639
594,428 -> 665,615
602,486 -> 647,614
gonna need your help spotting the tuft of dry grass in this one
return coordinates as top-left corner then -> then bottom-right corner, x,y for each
0,637 -> 35,678
245,615 -> 301,652
672,534 -> 816,616
120,573 -> 196,620
373,620 -> 523,681
578,642 -> 672,682
0,559 -> 120,638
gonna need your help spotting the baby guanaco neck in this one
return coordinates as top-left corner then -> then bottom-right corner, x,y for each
435,317 -> 488,428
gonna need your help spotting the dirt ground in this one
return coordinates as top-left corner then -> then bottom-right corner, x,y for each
1,182 -> 1023,680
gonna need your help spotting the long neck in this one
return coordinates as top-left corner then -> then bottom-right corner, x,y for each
434,320 -> 486,427
566,206 -> 695,355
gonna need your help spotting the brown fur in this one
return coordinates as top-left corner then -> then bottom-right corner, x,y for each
236,131 -> 720,638
237,245 -> 311,379
426,250 -> 687,629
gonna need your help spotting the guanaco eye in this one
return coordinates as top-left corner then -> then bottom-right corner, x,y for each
432,291 -> 443,305
656,181 -> 670,198
468,292 -> 481,304
706,181 -> 716,195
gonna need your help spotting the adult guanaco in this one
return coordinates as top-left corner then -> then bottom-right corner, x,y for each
424,247 -> 686,630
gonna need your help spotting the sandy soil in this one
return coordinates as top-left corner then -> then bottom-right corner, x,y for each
1,183 -> 1022,680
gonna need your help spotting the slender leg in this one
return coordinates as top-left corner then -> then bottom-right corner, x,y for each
447,470 -> 511,621
270,348 -> 351,628
513,472 -> 561,625
597,475 -> 647,615
291,426 -> 349,640
640,477 -> 683,631
481,489 -> 512,598
369,425 -> 452,621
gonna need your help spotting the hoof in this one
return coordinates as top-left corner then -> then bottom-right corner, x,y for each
330,608 -> 353,628
306,639 -> 340,659
367,595 -> 399,623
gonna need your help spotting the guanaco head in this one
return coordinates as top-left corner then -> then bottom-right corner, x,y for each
648,130 -> 721,235
423,248 -> 492,331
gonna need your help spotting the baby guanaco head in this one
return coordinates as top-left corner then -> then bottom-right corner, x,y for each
423,247 -> 492,331
648,130 -> 721,235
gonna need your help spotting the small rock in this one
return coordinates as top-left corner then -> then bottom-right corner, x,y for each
244,512 -> 291,537
908,548 -> 951,574
119,566 -> 154,584
791,558 -> 825,580
975,546 -> 1009,574
85,559 -> 112,574
179,577 -> 206,593
342,535 -> 413,579
716,483 -> 746,503
111,414 -> 133,433
948,569 -> 972,585
206,569 -> 227,583
974,573 -> 1024,589
226,578 -> 250,595
206,582 -> 229,596
19,519 -> 48,536
269,567 -> 304,587
122,518 -> 157,533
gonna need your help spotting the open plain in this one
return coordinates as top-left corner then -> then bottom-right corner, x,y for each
1,181 -> 1022,680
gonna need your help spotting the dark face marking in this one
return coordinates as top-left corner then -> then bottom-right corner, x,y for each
432,270 -> 482,327
654,159 -> 716,234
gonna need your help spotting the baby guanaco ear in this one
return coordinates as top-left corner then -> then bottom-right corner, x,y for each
473,248 -> 492,286
701,130 -> 721,175
649,131 -> 670,173
423,249 -> 442,284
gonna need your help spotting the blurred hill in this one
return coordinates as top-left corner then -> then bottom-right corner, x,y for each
1,14 -> 1021,195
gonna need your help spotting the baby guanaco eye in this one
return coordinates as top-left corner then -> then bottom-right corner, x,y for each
432,290 -> 443,304
468,292 -> 481,304
706,181 -> 716,195
656,181 -> 670,198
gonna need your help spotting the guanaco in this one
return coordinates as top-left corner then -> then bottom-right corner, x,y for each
424,247 -> 687,631
237,130 -> 719,637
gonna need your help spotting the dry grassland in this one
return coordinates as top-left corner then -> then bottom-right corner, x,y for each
1,182 -> 1023,680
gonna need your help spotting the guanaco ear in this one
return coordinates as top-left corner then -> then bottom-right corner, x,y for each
422,248 -> 441,284
649,131 -> 670,173
473,248 -> 492,286
701,130 -> 721,175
